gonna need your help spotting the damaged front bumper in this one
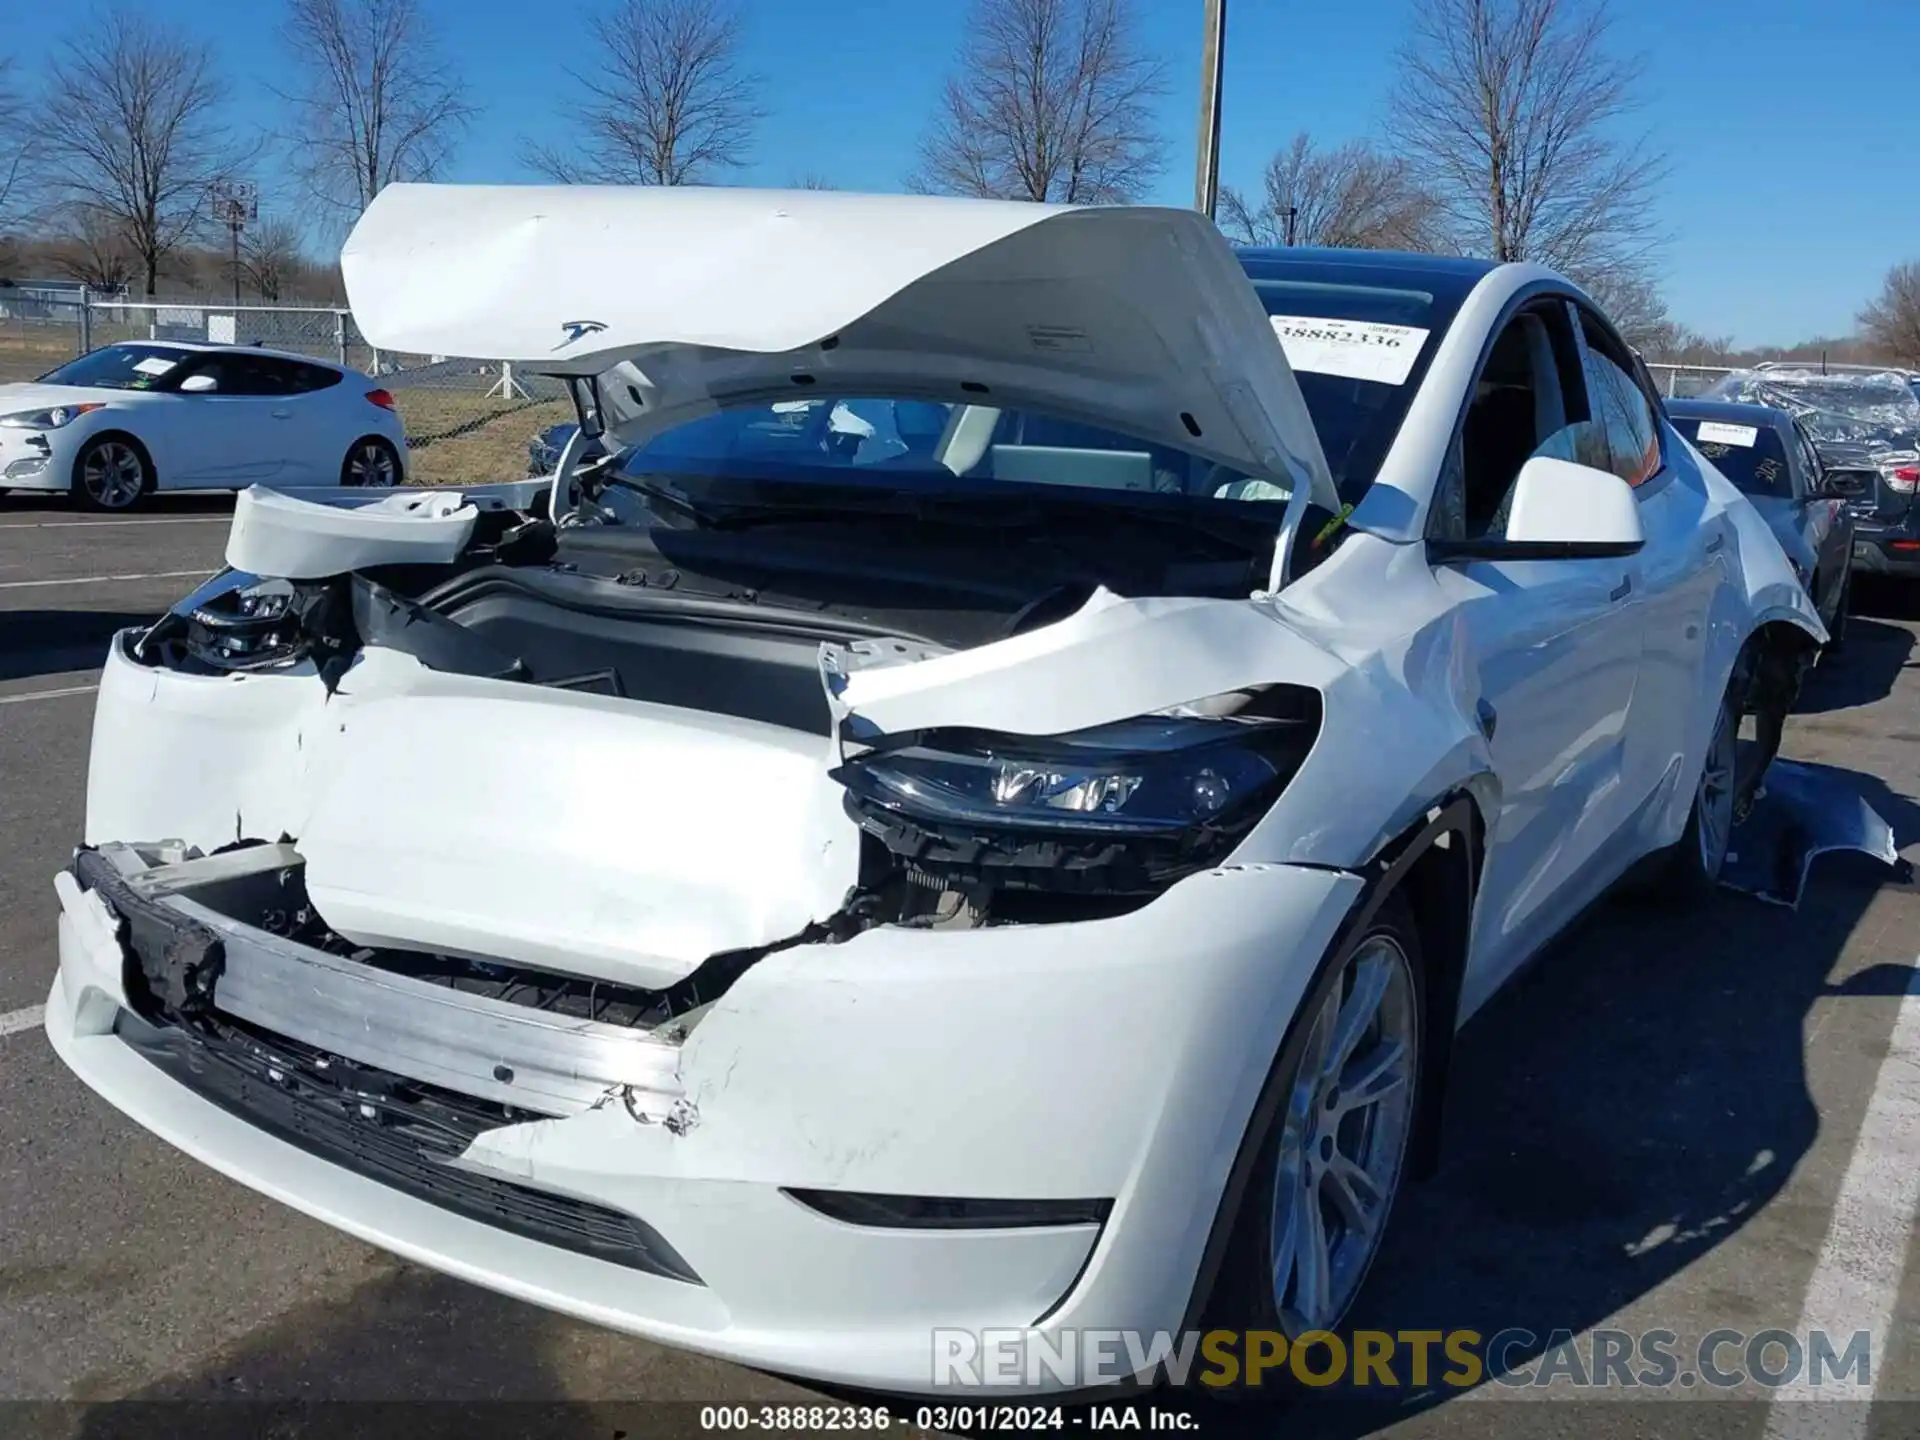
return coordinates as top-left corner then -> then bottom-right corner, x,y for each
47,837 -> 1362,1393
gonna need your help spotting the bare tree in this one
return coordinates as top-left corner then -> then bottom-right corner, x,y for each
1859,261 -> 1920,367
32,12 -> 245,296
524,0 -> 762,186
913,0 -> 1166,203
0,58 -> 36,227
1391,0 -> 1663,282
279,0 -> 474,218
792,172 -> 838,190
1579,265 -> 1675,353
239,214 -> 310,301
46,204 -> 137,291
1219,133 -> 1439,251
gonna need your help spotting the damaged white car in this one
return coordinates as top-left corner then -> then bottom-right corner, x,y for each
46,185 -> 1824,1395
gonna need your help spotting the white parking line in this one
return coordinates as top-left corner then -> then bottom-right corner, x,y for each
1763,965 -> 1920,1434
0,568 -> 209,591
0,517 -> 228,530
0,683 -> 100,706
0,1005 -> 45,1040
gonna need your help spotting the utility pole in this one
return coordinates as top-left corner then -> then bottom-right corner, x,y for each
209,179 -> 257,311
1193,0 -> 1226,219
1284,205 -> 1298,246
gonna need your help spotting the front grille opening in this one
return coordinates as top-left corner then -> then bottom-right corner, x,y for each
114,1007 -> 702,1284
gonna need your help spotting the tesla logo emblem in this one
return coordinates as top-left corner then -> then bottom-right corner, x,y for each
555,319 -> 608,349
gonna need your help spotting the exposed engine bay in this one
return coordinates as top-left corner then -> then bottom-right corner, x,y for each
111,493 -> 1326,1039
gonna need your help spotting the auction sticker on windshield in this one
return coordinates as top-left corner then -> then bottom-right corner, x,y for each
1696,421 -> 1759,447
1268,317 -> 1430,385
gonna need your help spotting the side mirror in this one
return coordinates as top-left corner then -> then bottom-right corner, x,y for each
1432,456 -> 1645,561
178,373 -> 218,394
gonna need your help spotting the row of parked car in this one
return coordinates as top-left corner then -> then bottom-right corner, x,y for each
1673,363 -> 1920,626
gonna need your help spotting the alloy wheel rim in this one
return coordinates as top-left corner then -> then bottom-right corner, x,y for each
348,443 -> 397,486
83,442 -> 144,509
1269,934 -> 1418,1335
1697,701 -> 1737,874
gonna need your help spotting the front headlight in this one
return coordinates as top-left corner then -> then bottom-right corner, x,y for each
0,404 -> 104,429
134,569 -> 324,674
833,705 -> 1318,895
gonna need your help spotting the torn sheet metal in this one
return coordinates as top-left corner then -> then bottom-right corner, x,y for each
1720,759 -> 1903,908
225,485 -> 481,579
821,587 -> 1348,743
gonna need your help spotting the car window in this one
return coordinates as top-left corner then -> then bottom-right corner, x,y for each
1578,311 -> 1662,487
1794,426 -> 1823,493
280,360 -> 342,394
1671,415 -> 1793,497
37,343 -> 188,390
187,353 -> 291,397
1442,300 -> 1602,539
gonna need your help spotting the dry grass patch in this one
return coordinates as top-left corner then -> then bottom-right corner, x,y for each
396,392 -> 571,487
0,329 -> 81,383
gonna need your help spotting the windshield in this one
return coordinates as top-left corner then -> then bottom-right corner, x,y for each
38,343 -> 187,391
1237,254 -> 1478,501
604,396 -> 1294,513
1706,370 -> 1920,449
1670,415 -> 1793,497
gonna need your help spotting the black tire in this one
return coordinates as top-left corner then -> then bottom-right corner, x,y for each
340,435 -> 402,487
1660,673 -> 1741,901
1824,564 -> 1850,653
1195,892 -> 1426,1398
70,433 -> 153,512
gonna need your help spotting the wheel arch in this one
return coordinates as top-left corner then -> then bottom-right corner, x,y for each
74,428 -> 157,482
1175,786 -> 1488,1336
342,433 -> 405,484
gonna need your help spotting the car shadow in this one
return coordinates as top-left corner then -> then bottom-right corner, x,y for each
1795,616 -> 1916,714
1163,761 -> 1920,1436
58,1261 -> 789,1439
1852,574 -> 1920,625
0,609 -> 157,682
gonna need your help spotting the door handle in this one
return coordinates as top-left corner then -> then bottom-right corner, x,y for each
271,409 -> 292,419
1610,576 -> 1632,602
1704,533 -> 1725,554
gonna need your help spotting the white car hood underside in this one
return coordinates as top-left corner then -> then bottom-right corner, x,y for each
340,183 -> 1336,510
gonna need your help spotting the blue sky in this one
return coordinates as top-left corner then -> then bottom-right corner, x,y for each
9,0 -> 1916,345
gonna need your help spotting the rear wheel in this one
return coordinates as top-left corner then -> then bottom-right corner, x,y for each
1199,895 -> 1424,1393
71,435 -> 152,512
341,436 -> 401,487
1825,564 -> 1850,652
1665,679 -> 1740,899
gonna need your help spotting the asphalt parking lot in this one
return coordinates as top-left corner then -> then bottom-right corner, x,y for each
0,494 -> 1916,1439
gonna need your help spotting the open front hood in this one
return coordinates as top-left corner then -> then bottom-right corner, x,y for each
341,183 -> 1336,510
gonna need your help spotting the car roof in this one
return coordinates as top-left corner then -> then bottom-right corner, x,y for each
1665,397 -> 1796,432
1232,246 -> 1499,306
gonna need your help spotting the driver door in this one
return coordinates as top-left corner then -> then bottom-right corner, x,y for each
1428,300 -> 1646,1007
158,352 -> 293,487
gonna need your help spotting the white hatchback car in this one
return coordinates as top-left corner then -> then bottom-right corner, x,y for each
46,186 -> 1823,1396
0,341 -> 408,510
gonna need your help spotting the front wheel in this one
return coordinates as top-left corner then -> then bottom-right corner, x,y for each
341,436 -> 401,487
71,435 -> 152,512
1200,895 -> 1424,1386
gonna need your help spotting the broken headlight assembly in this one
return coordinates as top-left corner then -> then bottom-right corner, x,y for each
833,699 -> 1319,898
133,569 -> 341,675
